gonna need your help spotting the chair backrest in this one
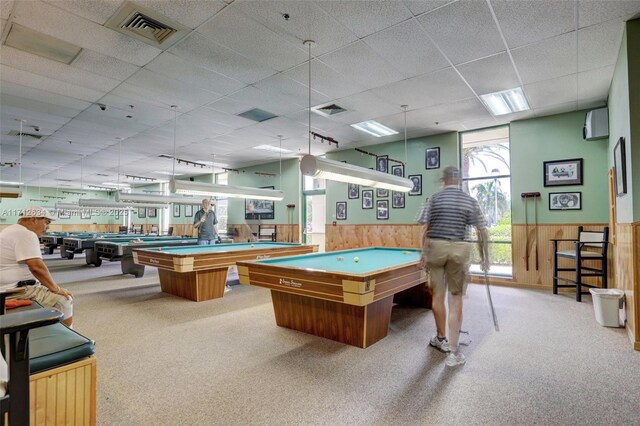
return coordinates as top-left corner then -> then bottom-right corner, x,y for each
150,226 -> 159,234
578,226 -> 608,251
132,225 -> 142,234
167,226 -> 174,236
118,226 -> 128,234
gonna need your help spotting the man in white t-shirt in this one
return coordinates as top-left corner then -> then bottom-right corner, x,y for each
0,206 -> 73,326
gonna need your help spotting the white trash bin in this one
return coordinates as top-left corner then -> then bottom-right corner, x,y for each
589,288 -> 624,327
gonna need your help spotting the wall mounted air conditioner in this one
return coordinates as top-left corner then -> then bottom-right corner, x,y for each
583,107 -> 609,140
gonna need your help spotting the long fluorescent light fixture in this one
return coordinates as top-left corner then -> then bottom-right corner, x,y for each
116,191 -> 201,205
0,185 -> 22,198
479,87 -> 530,116
78,199 -> 168,209
252,145 -> 292,153
170,179 -> 284,201
350,120 -> 398,137
300,155 -> 413,192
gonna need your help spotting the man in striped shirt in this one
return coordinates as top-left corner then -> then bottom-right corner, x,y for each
419,166 -> 489,367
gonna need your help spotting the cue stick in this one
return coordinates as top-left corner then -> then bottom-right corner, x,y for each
484,271 -> 499,332
520,192 -> 540,272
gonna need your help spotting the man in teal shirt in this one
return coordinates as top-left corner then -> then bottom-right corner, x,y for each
193,198 -> 219,245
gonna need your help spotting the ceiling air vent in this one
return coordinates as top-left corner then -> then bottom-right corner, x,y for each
8,130 -> 44,139
105,1 -> 189,49
237,108 -> 278,123
311,103 -> 348,118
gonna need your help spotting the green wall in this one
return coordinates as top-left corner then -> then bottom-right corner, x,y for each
326,132 -> 458,224
511,110 -> 609,224
227,158 -> 300,224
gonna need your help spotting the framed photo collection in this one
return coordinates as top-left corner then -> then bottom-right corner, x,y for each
425,147 -> 440,170
173,204 -> 181,217
392,191 -> 405,208
185,205 -> 193,217
348,183 -> 359,199
376,155 -> 388,173
336,201 -> 347,220
391,164 -> 404,177
138,207 -> 146,218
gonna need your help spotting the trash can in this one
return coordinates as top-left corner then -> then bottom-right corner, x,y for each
589,288 -> 624,327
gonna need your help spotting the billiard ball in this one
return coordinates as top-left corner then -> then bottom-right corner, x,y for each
353,257 -> 359,263
250,244 -> 254,248
402,250 -> 410,254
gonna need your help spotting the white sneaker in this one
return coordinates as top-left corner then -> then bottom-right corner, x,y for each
429,335 -> 450,352
224,285 -> 232,293
445,352 -> 466,367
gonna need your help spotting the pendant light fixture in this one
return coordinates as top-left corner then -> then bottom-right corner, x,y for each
298,41 -> 413,192
168,105 -> 284,201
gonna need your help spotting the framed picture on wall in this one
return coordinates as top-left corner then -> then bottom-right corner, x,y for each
362,190 -> 373,209
348,183 -> 359,199
376,155 -> 388,173
336,202 -> 347,220
408,174 -> 422,196
148,208 -> 157,218
549,192 -> 581,210
173,204 -> 181,217
391,164 -> 404,177
376,188 -> 388,198
392,191 -> 405,208
377,200 -> 389,220
185,205 -> 193,217
138,207 -> 146,218
614,137 -> 627,196
543,158 -> 583,186
425,147 -> 440,169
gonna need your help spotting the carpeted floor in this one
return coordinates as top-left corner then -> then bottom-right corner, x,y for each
46,255 -> 640,426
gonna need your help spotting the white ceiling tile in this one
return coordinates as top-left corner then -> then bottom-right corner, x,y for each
319,41 -> 405,90
0,46 -> 122,92
72,49 -> 140,81
96,94 -> 176,127
188,107 -> 255,130
457,52 -> 520,96
144,52 -> 246,96
169,32 -> 276,84
232,1 -> 359,56
524,74 -> 578,109
0,18 -> 7,34
417,1 -> 505,65
286,109 -> 345,133
1,1 -> 15,20
133,0 -> 227,28
402,1 -> 453,17
372,67 -> 474,110
1,64 -> 105,102
511,32 -> 576,84
227,86 -> 305,116
0,81 -> 92,111
364,19 -> 450,79
0,93 -> 83,120
578,20 -> 625,71
328,91 -> 403,125
206,96 -> 254,116
11,0 -> 161,67
197,6 -> 307,71
284,59 -> 365,100
578,65 -> 614,102
579,0 -> 640,28
577,97 -> 607,109
119,69 -> 223,112
254,74 -> 330,111
491,0 -> 575,49
407,98 -> 494,127
243,116 -> 310,141
316,0 -> 412,38
532,101 -> 578,118
43,0 -> 120,25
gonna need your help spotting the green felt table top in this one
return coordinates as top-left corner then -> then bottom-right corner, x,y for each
254,247 -> 422,274
144,242 -> 304,255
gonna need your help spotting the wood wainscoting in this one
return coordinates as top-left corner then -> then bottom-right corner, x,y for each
615,222 -> 639,350
226,224 -> 300,243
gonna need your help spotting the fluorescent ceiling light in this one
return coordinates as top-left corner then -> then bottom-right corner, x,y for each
300,155 -> 413,192
101,182 -> 131,188
0,181 -> 24,185
252,145 -> 292,153
78,199 -> 168,209
170,179 -> 284,201
0,185 -> 22,198
116,191 -> 201,205
153,171 -> 184,176
479,87 -> 530,116
350,120 -> 398,137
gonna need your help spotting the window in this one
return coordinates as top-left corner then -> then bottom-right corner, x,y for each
461,126 -> 512,277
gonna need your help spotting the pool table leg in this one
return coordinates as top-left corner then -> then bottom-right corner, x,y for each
270,290 -> 394,348
158,268 -> 229,301
121,257 -> 145,278
393,283 -> 432,308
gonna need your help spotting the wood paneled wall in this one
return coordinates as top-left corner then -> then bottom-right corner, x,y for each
227,224 -> 300,243
325,224 -> 422,252
615,223 -> 639,349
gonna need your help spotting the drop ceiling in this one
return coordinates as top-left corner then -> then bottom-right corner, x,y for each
1,0 -> 639,189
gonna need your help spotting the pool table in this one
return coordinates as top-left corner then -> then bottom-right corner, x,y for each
41,232 -> 116,255
63,235 -> 175,265
95,237 -> 199,277
133,242 -> 318,302
236,247 -> 430,348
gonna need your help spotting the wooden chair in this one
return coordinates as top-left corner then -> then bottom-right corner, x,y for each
551,226 -> 609,302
